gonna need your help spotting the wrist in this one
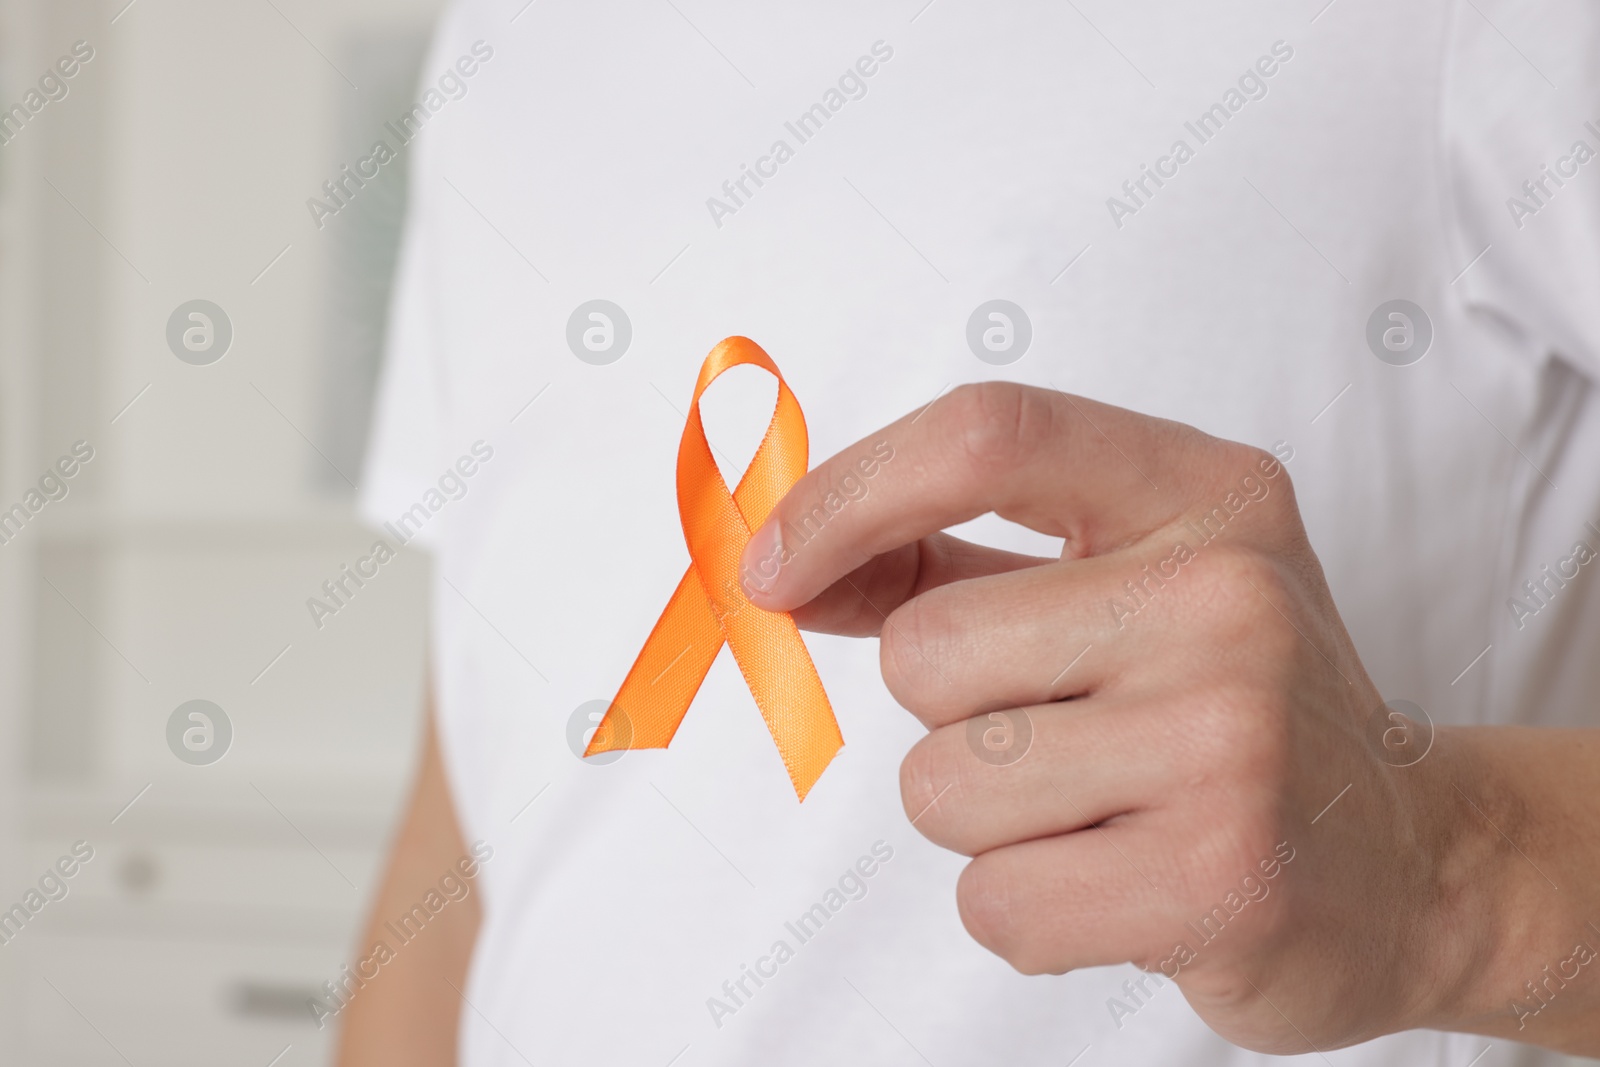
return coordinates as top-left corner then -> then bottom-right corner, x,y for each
1403,727 -> 1535,1029
1410,727 -> 1600,1050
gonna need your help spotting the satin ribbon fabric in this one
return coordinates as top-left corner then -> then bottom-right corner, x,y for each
585,337 -> 844,800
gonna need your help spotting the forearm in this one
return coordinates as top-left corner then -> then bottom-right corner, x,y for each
336,703 -> 479,1067
1429,727 -> 1600,1053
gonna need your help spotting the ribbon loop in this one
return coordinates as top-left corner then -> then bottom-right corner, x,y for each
586,337 -> 843,800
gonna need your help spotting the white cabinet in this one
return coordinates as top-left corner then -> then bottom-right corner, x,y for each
0,1 -> 446,1062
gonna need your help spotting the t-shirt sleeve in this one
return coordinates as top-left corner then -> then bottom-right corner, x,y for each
1443,0 -> 1600,376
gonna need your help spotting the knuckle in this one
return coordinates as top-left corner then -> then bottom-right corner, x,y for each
1186,545 -> 1290,633
944,382 -> 1050,478
955,854 -> 1021,960
1209,442 -> 1302,531
879,592 -> 957,712
1250,443 -> 1297,494
899,726 -> 981,851
1239,445 -> 1300,519
1162,549 -> 1301,760
898,734 -> 942,818
1209,687 -> 1291,775
956,855 -> 1054,974
1228,442 -> 1276,475
877,605 -> 918,699
1173,639 -> 1295,777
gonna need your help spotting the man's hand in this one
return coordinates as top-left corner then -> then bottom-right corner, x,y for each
738,382 -> 1600,1055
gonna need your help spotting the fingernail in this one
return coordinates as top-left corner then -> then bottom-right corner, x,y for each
740,520 -> 784,602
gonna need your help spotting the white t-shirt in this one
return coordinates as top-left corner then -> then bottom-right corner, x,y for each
361,2 -> 1600,1064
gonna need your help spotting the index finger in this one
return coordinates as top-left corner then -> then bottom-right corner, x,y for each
739,381 -> 1234,613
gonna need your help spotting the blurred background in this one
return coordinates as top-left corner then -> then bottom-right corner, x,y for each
0,1 -> 448,1063
1,3 -> 1596,1067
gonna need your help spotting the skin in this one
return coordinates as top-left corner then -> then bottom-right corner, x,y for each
336,705 -> 479,1067
738,382 -> 1600,1056
346,382 -> 1600,1061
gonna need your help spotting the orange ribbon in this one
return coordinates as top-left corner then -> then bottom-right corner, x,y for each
585,337 -> 843,799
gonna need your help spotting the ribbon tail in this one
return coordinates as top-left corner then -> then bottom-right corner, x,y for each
720,606 -> 843,801
587,565 -> 724,755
